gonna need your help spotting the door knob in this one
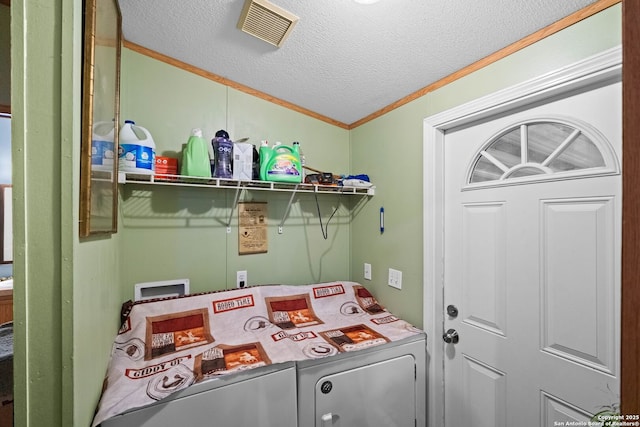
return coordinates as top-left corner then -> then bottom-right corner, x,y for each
442,328 -> 459,344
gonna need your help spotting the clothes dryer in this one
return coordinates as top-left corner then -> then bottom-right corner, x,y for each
297,333 -> 426,427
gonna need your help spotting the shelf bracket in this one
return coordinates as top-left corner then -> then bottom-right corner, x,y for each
278,185 -> 299,234
226,183 -> 244,233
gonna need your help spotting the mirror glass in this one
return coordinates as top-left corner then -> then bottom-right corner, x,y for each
79,0 -> 121,237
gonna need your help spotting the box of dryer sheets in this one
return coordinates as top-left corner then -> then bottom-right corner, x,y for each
155,156 -> 178,180
233,143 -> 254,181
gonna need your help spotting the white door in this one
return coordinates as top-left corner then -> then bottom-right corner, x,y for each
443,81 -> 621,426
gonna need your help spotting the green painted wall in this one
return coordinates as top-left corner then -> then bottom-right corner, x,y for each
11,1 -> 123,426
118,49 -> 354,296
12,0 -> 78,426
73,240 -> 122,427
9,2 -> 621,427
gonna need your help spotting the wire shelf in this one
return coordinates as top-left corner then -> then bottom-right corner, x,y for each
118,172 -> 375,196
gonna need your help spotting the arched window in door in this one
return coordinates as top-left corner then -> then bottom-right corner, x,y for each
467,117 -> 619,187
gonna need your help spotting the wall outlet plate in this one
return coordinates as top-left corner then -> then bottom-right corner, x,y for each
236,270 -> 247,288
388,268 -> 402,290
364,263 -> 372,280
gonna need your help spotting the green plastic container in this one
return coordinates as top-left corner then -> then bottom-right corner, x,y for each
180,128 -> 211,178
259,143 -> 302,183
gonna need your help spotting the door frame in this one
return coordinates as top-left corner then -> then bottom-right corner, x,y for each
422,46 -> 622,427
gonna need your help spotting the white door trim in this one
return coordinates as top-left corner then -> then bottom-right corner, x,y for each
422,45 -> 622,427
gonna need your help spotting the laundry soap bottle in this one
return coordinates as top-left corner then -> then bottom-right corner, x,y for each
181,128 -> 211,177
259,141 -> 302,183
258,140 -> 271,181
212,129 -> 233,179
118,120 -> 156,174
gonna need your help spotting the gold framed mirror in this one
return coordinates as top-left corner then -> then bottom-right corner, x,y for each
79,0 -> 122,237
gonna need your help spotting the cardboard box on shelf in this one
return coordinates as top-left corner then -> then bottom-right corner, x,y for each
233,143 -> 254,181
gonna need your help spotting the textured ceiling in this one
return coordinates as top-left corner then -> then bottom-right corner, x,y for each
118,0 -> 600,126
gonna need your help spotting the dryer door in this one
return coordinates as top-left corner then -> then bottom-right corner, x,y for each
314,355 -> 416,427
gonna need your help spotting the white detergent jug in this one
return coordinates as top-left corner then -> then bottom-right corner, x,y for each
118,120 -> 156,174
91,121 -> 115,171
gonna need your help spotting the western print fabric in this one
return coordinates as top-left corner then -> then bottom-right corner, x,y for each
92,281 -> 423,427
265,293 -> 323,329
145,308 -> 214,360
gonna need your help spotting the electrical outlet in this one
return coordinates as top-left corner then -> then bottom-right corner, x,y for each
236,270 -> 247,288
388,268 -> 402,290
364,263 -> 372,280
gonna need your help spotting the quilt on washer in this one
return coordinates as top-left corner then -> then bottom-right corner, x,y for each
92,281 -> 423,426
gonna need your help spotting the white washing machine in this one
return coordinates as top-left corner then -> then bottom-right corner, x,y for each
296,333 -> 427,427
99,362 -> 297,427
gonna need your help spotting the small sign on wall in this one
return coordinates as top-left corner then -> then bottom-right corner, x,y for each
238,202 -> 268,255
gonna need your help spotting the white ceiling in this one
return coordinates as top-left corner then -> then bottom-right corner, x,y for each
117,0 -> 600,126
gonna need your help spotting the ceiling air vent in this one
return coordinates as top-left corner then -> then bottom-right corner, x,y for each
237,0 -> 299,47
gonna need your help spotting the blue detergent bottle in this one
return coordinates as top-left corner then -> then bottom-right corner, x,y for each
212,129 -> 233,179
